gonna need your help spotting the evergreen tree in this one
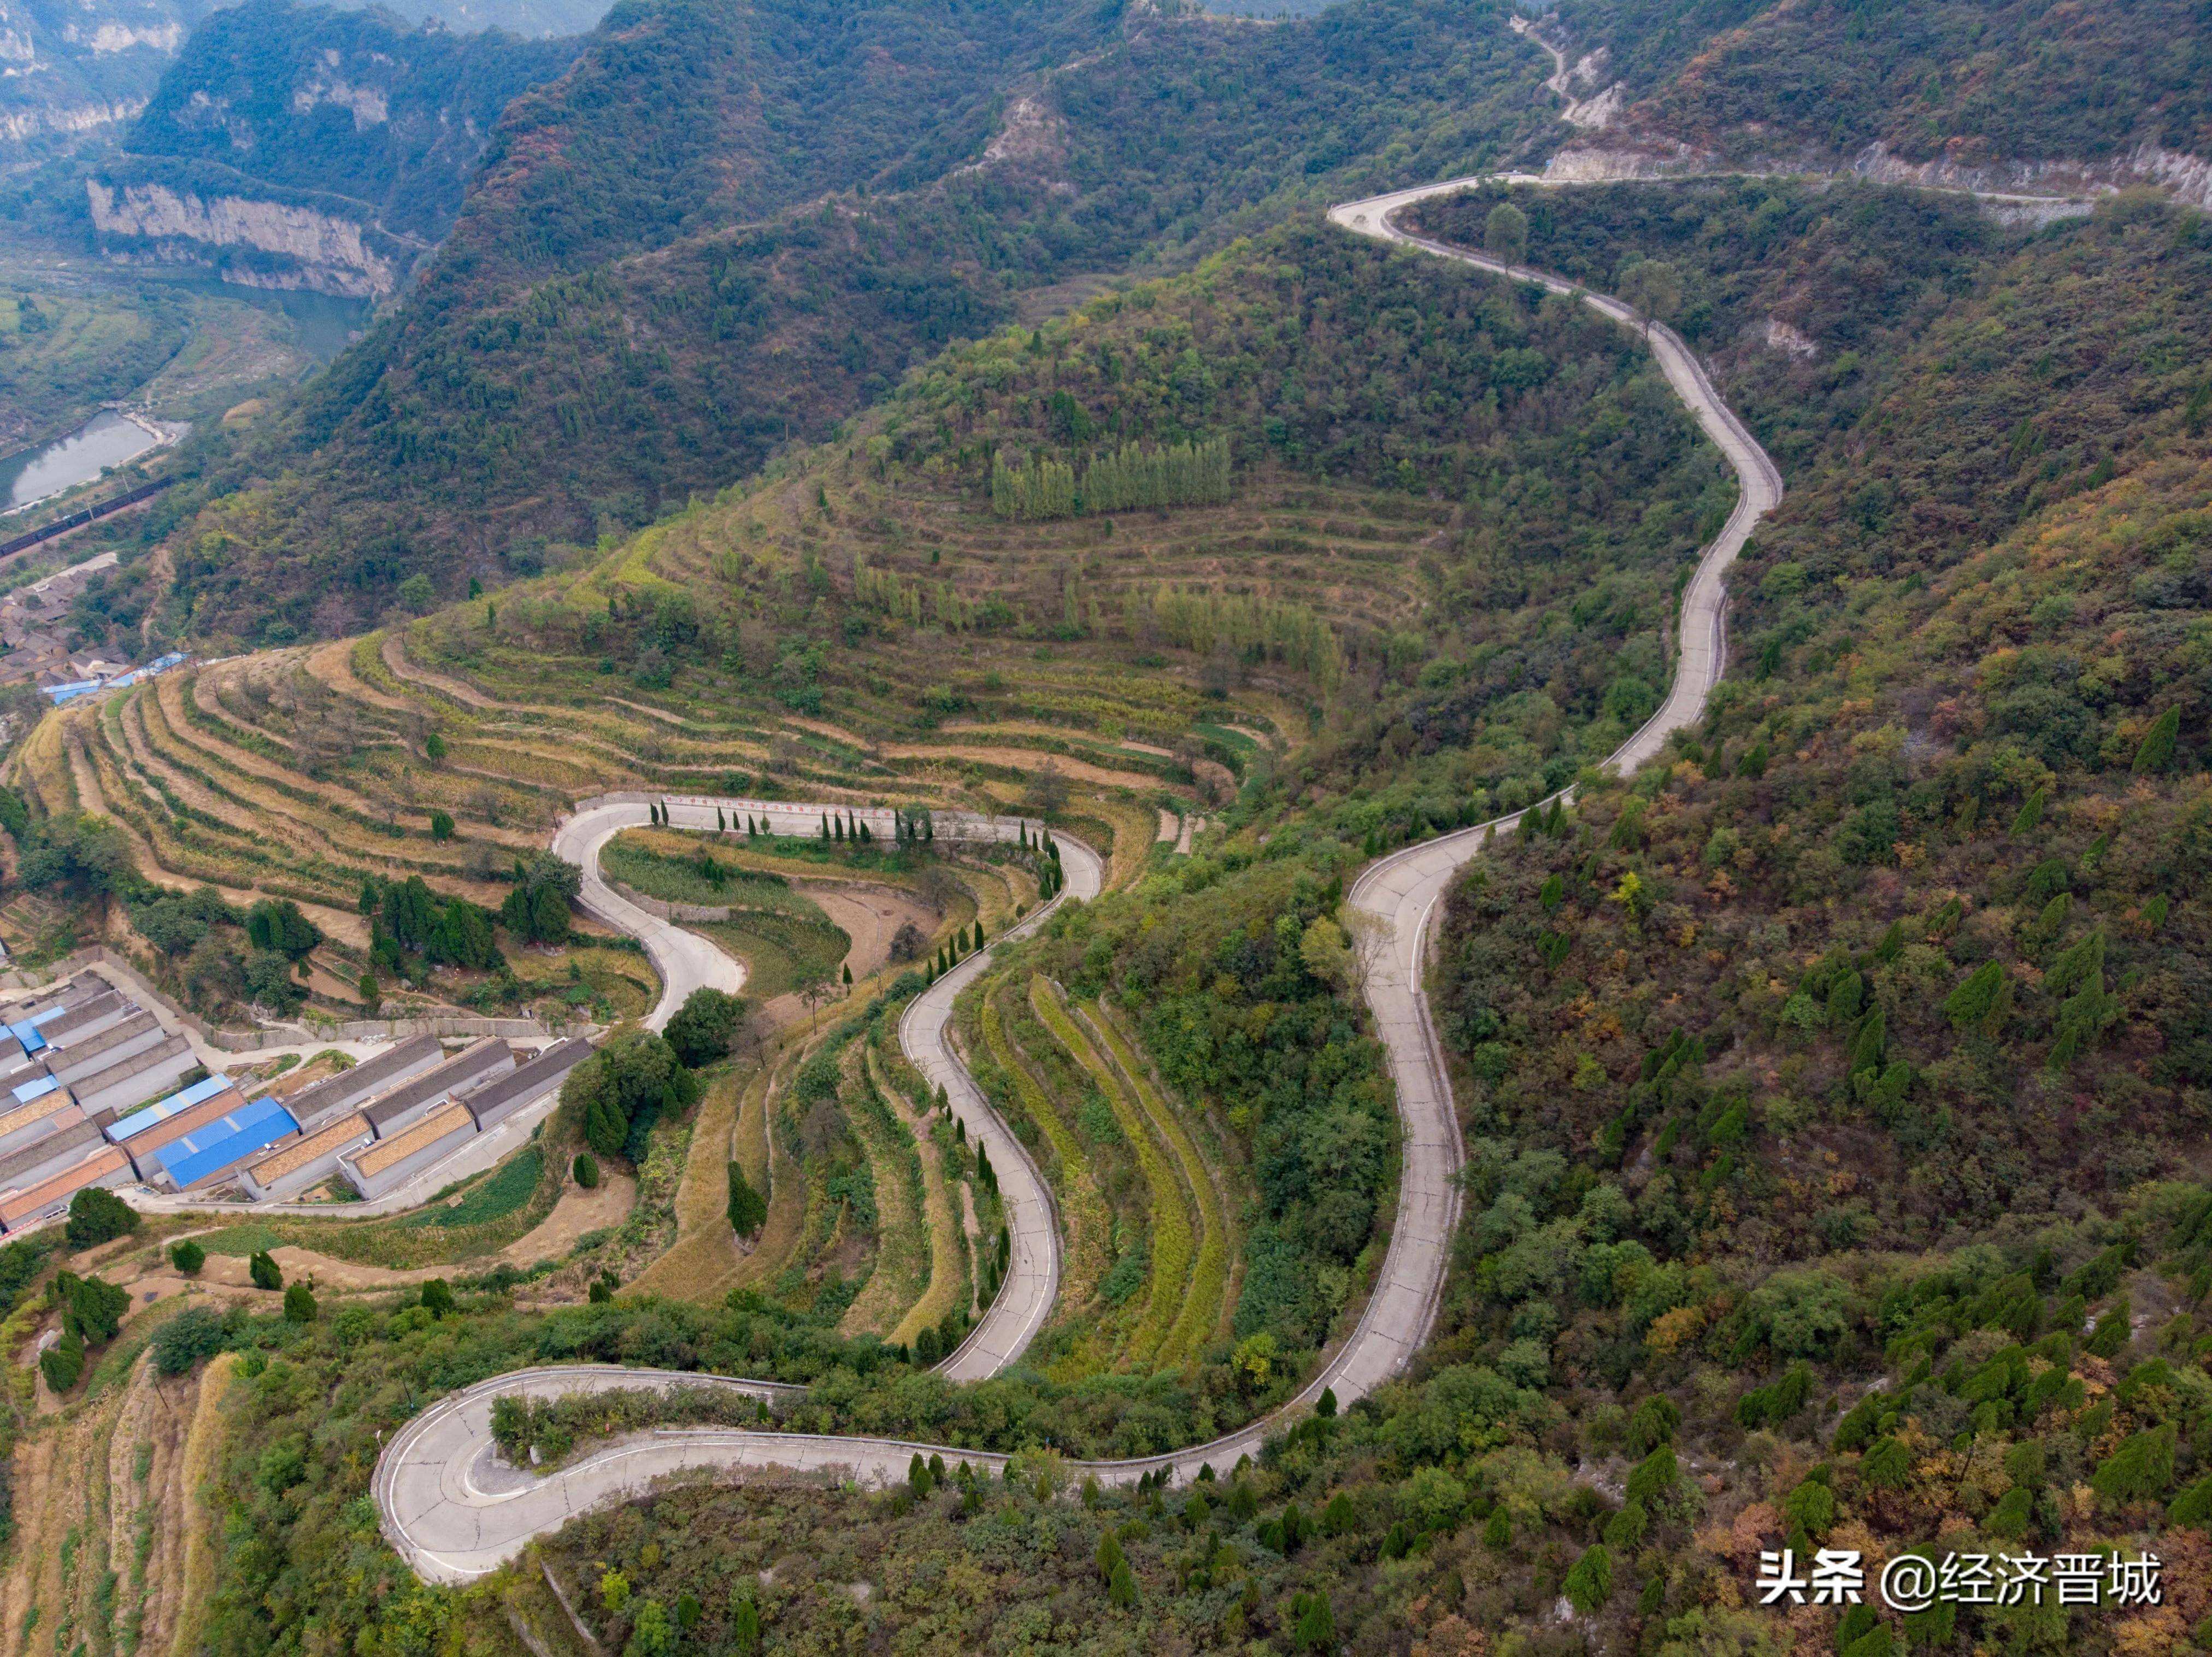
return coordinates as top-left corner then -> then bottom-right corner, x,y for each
64,1186 -> 137,1248
39,1325 -> 84,1392
1291,1591 -> 1334,1650
727,1160 -> 767,1235
2133,704 -> 2180,774
1108,1560 -> 1138,1609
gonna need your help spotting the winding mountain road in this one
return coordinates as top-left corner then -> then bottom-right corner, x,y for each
373,186 -> 1782,1585
551,792 -> 1098,1382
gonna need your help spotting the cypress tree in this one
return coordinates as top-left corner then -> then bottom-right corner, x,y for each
2133,705 -> 2180,774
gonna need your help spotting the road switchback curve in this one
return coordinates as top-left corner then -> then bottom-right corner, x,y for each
374,189 -> 1782,1584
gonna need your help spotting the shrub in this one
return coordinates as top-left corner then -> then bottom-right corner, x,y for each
39,1326 -> 84,1392
667,988 -> 746,1068
283,1283 -> 317,1323
168,1238 -> 207,1276
248,1251 -> 283,1291
573,1151 -> 601,1189
152,1305 -> 227,1375
421,1278 -> 455,1318
64,1186 -> 137,1249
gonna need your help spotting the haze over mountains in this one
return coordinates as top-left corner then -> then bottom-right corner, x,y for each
0,0 -> 599,158
87,0 -> 583,293
1541,0 -> 2212,200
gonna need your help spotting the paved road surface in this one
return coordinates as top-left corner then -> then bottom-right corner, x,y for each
558,791 -> 1099,1384
374,185 -> 1783,1584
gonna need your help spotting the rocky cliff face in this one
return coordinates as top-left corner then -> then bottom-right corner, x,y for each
0,0 -> 220,152
86,175 -> 401,294
83,0 -> 585,292
2,0 -> 595,156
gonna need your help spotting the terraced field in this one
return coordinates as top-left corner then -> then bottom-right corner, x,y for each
1047,984 -> 1236,1366
0,302 -> 1431,1382
976,984 -> 1111,1327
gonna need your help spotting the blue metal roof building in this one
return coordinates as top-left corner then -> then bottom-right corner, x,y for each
10,1075 -> 59,1107
152,1094 -> 299,1191
109,1073 -> 235,1143
8,1001 -> 89,1054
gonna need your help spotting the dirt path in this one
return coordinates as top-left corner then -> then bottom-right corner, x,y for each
303,638 -> 418,713
880,743 -> 1158,791
381,633 -> 501,710
810,884 -> 935,977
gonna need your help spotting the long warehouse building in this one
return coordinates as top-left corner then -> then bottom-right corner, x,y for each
275,1035 -> 444,1132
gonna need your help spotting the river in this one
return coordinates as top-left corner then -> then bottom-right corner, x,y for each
0,410 -> 166,516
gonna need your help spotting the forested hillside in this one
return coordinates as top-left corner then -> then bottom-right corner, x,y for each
109,177 -> 2212,1657
1545,0 -> 2212,174
11,0 -> 2212,1650
115,0 -> 583,243
154,0 -> 1562,641
1387,178 -> 2212,1652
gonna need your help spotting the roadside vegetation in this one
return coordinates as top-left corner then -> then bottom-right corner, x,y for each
1,8 -> 2207,1636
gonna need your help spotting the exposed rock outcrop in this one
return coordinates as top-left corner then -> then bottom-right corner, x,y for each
86,177 -> 400,296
